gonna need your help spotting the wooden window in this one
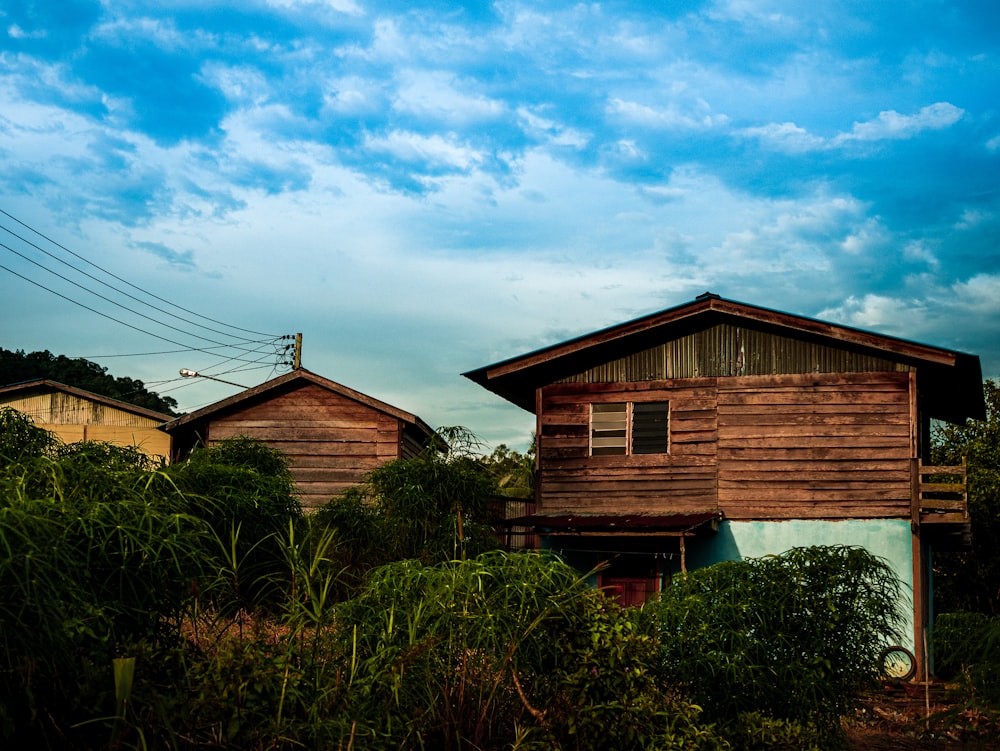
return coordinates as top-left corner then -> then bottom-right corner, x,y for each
591,402 -> 627,455
632,401 -> 669,454
590,401 -> 669,455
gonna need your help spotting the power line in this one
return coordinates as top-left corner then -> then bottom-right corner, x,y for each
75,339 -> 294,359
0,208 -> 298,390
0,222 -> 268,343
0,260 -> 286,365
0,207 -> 279,338
0,239 -> 271,353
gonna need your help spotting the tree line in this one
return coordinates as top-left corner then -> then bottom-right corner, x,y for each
0,348 -> 179,415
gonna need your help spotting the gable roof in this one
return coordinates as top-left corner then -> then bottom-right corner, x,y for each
162,368 -> 435,438
0,378 -> 173,422
463,293 -> 985,423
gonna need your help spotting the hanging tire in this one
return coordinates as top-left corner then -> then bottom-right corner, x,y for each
878,645 -> 917,682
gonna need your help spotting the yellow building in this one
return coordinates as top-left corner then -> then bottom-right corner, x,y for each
0,379 -> 171,463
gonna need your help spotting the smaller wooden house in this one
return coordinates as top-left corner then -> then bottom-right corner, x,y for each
162,368 -> 436,509
0,379 -> 172,462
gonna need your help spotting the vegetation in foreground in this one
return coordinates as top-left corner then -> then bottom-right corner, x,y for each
0,406 -> 982,750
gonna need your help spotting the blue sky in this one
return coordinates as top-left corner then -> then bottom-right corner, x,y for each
1,0 -> 998,450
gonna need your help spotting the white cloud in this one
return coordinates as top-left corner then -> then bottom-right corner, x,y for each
364,130 -> 484,171
741,121 -> 826,153
840,217 -> 889,256
707,0 -> 799,29
8,24 -> 47,39
818,294 -> 927,336
951,274 -> 1000,315
392,71 -> 505,125
516,107 -> 589,148
264,0 -> 362,14
954,208 -> 992,230
834,102 -> 964,143
902,240 -> 938,266
607,97 -> 727,129
746,103 -> 966,154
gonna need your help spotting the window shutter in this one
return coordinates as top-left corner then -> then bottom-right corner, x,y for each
591,402 -> 627,455
632,401 -> 669,454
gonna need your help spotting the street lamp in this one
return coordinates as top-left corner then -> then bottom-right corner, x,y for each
178,369 -> 248,389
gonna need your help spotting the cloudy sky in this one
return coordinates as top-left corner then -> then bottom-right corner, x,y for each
1,0 -> 998,450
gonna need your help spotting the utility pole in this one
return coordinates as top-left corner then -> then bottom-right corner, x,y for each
293,333 -> 302,369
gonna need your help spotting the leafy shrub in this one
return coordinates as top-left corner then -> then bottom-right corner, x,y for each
726,712 -> 823,751
0,406 -> 58,466
313,426 -> 503,586
334,551 -> 726,751
0,426 -> 303,744
648,545 -> 904,746
160,436 -> 304,610
544,596 -> 727,751
934,612 -> 1000,710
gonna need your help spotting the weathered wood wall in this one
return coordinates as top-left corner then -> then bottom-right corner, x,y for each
717,372 -> 912,520
205,382 -> 404,508
537,371 -> 913,520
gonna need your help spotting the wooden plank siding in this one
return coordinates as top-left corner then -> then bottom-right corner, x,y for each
536,371 -> 914,521
2,390 -> 167,427
538,380 -> 719,515
717,372 -> 912,520
205,383 -> 405,508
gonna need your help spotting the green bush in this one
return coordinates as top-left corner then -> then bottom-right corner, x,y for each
934,611 -> 1000,710
0,424 -> 304,745
726,712 -> 823,751
312,427 -> 504,588
0,407 -> 59,466
648,545 -> 904,747
0,454 -> 211,744
334,551 -> 726,751
160,436 -> 304,610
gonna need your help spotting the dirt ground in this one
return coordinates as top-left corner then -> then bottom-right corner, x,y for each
845,681 -> 999,750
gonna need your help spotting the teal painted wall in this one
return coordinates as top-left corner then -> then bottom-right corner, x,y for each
686,519 -> 916,650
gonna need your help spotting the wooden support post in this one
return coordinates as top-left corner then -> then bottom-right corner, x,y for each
680,535 -> 687,574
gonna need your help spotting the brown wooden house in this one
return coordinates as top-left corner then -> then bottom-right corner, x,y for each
162,368 -> 436,509
0,379 -> 172,462
465,293 -> 985,670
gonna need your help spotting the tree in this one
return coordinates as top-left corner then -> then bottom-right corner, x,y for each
932,379 -> 1000,614
478,437 -> 536,499
0,348 -> 179,415
314,427 -> 504,587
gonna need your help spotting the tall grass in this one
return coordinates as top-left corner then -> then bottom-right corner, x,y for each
0,411 -> 305,746
0,454 -> 210,743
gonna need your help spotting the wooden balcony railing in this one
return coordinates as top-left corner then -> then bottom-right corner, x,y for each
917,459 -> 968,525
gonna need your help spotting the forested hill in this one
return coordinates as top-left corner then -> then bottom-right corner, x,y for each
0,348 -> 179,416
